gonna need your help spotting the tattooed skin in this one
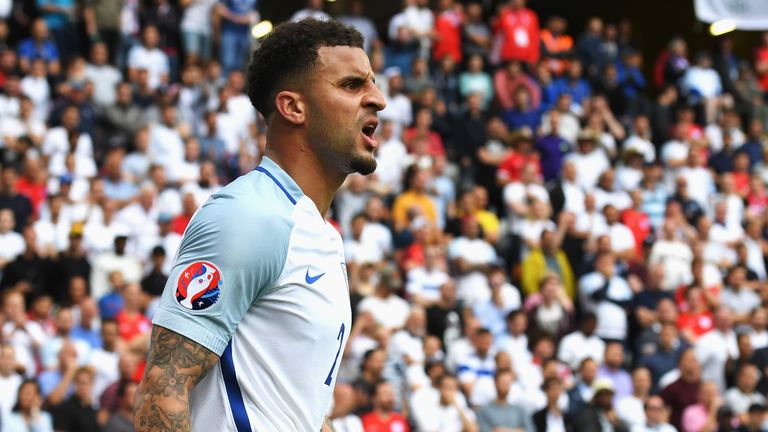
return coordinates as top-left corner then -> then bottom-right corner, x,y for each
133,326 -> 219,432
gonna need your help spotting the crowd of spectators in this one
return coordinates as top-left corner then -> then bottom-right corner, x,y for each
1,0 -> 768,430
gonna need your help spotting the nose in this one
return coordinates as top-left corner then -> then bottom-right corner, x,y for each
363,81 -> 386,112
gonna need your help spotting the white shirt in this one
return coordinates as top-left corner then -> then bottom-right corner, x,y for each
565,150 -> 610,191
406,267 -> 450,304
448,237 -> 497,306
379,93 -> 412,139
357,294 -> 410,331
683,66 -> 722,98
557,331 -> 606,370
42,127 -> 93,158
290,8 -> 331,22
616,395 -> 646,429
579,273 -> 633,339
2,321 -> 48,378
0,231 -> 25,262
20,76 -> 49,120
149,123 -> 184,169
678,166 -> 714,208
180,0 -> 217,34
127,45 -> 170,90
0,373 -> 22,417
85,64 -> 122,106
648,240 -> 694,291
375,137 -> 410,194
695,329 -> 738,392
89,348 -> 120,404
152,157 -> 353,431
410,386 -> 474,432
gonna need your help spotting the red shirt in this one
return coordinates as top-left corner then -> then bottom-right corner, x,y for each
171,214 -> 193,235
15,178 -> 46,218
621,208 -> 651,260
116,310 -> 151,341
493,6 -> 540,64
360,412 -> 410,432
733,172 -> 750,196
497,152 -> 541,183
402,129 -> 445,157
432,9 -> 463,62
677,311 -> 714,339
756,47 -> 768,91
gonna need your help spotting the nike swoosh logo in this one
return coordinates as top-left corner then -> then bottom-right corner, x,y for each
305,269 -> 326,284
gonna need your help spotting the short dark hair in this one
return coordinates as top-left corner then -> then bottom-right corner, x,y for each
247,19 -> 364,119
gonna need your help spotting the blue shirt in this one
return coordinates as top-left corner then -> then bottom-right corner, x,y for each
502,108 -> 541,131
536,135 -> 570,182
36,0 -> 75,29
17,38 -> 59,62
219,0 -> 257,34
555,78 -> 591,105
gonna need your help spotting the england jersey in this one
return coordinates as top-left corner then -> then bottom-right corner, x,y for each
152,156 -> 352,431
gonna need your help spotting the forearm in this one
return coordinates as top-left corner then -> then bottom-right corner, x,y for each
133,326 -> 219,432
134,366 -> 194,431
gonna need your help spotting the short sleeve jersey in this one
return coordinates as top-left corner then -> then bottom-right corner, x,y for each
152,156 -> 352,431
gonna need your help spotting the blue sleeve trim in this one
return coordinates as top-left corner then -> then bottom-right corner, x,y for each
152,307 -> 229,356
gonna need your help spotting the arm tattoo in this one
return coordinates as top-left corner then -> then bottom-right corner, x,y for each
133,325 -> 219,432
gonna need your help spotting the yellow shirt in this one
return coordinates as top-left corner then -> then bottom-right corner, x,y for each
392,191 -> 438,229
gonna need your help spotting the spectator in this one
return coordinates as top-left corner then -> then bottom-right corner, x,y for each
567,357 -> 599,414
103,380 -> 137,432
661,348 -> 702,430
533,376 -> 575,432
596,342 -> 633,401
330,383 -> 364,432
357,267 -> 409,332
640,323 -> 688,392
633,396 -> 676,432
476,368 -> 533,432
360,381 -> 410,432
0,344 -> 23,417
724,364 -> 766,423
616,367 -> 652,429
573,378 -> 629,432
127,25 -> 169,90
51,366 -> 99,432
2,379 -> 54,432
557,313 -> 604,371
695,307 -> 738,392
492,0 -> 540,66
414,373 -> 478,432
579,252 -> 634,342
447,215 -> 497,306
16,19 -> 60,75
680,381 -> 721,432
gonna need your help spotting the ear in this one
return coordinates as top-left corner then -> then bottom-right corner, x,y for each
274,91 -> 305,126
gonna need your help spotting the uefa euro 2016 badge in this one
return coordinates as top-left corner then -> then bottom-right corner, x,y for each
175,261 -> 223,311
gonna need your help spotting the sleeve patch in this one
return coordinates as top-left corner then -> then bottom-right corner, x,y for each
175,261 -> 223,311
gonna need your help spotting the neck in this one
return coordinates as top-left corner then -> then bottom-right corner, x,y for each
264,145 -> 344,216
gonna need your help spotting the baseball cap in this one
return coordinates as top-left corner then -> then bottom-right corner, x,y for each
385,66 -> 402,79
98,292 -> 124,320
592,378 -> 615,396
69,222 -> 84,238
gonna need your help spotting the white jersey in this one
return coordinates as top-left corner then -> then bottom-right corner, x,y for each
153,156 -> 352,431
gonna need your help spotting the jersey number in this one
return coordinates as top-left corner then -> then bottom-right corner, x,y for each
324,323 -> 345,386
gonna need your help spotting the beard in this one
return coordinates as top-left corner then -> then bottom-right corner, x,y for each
350,151 -> 377,176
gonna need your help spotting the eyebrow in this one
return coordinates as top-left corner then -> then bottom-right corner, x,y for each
337,72 -> 375,85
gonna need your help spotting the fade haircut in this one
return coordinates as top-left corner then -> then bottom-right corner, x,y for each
247,18 -> 364,120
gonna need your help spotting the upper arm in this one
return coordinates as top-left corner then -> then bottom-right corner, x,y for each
151,188 -> 292,355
